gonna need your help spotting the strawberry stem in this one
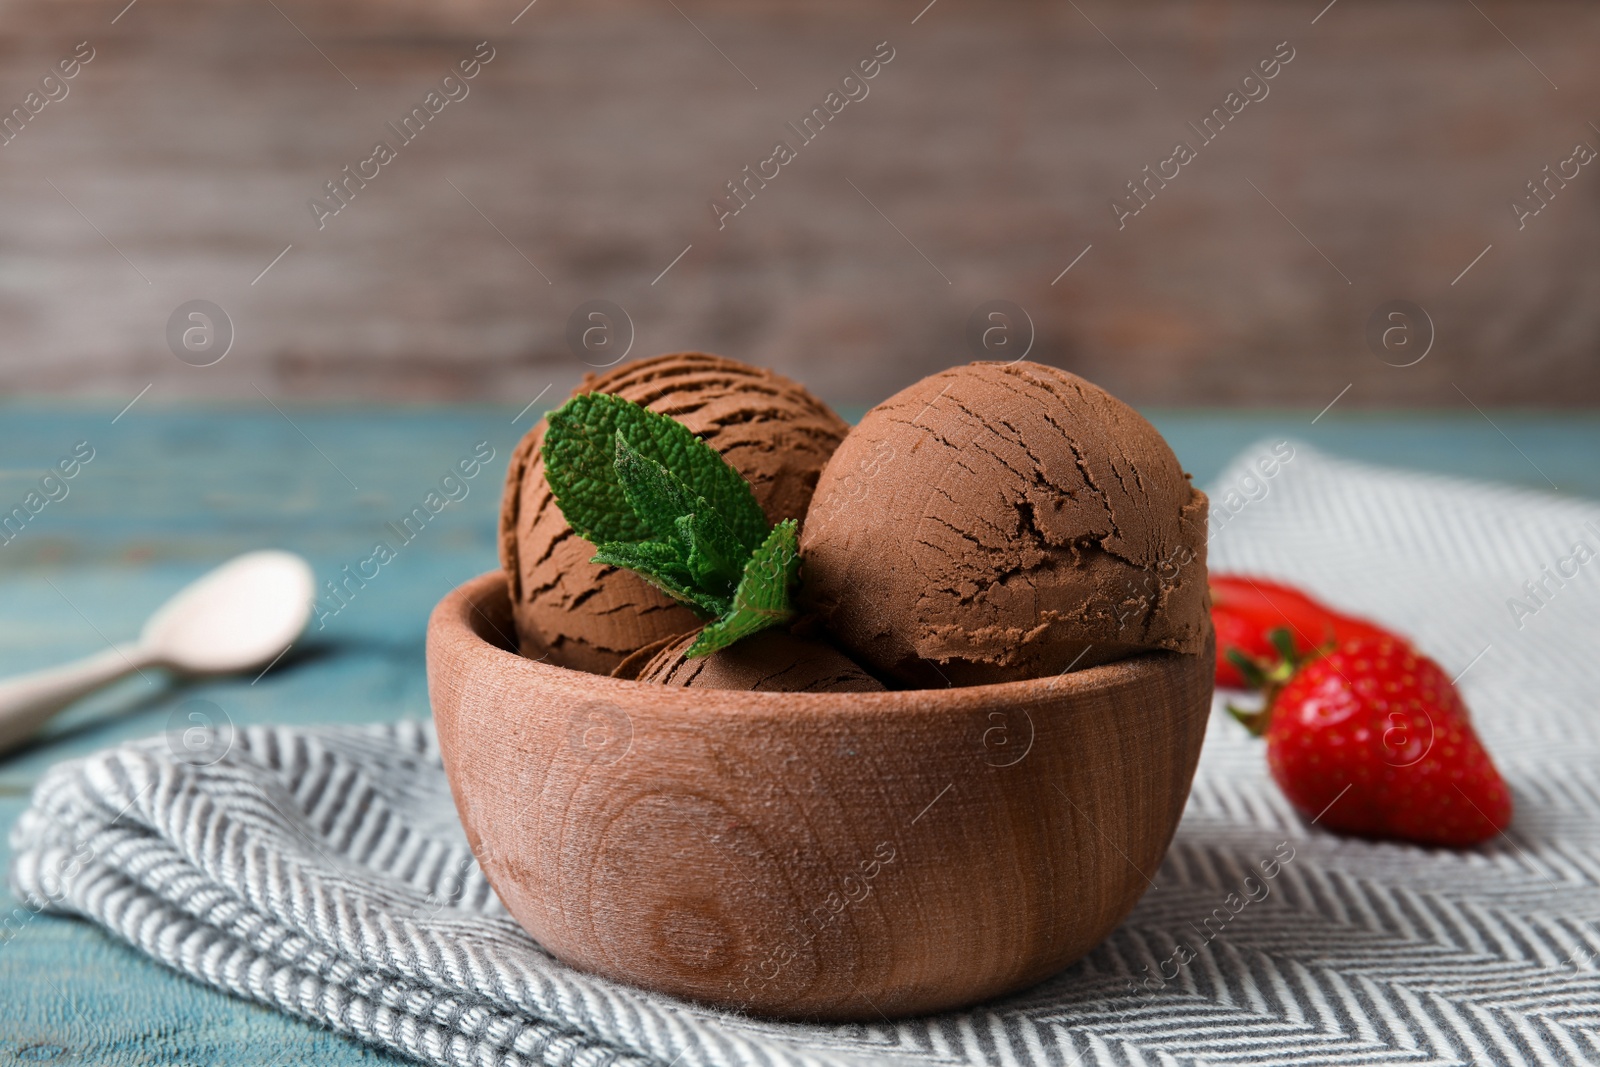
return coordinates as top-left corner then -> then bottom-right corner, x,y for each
1268,627 -> 1298,665
1228,628 -> 1310,739
1226,648 -> 1270,689
1227,702 -> 1270,737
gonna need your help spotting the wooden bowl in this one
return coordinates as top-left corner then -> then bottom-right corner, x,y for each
427,571 -> 1213,1020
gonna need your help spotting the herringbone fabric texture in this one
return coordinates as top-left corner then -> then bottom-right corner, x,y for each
11,443 -> 1600,1066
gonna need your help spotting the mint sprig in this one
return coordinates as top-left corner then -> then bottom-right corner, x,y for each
686,519 -> 800,657
543,393 -> 799,657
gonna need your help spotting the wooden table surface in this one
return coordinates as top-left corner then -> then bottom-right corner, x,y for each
5,0 -> 1600,409
1,405 -> 1597,1065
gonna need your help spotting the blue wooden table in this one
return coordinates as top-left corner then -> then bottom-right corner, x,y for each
2,405 -> 1596,1065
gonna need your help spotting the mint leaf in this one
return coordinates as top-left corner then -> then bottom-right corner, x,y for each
612,432 -> 698,543
686,520 -> 801,658
543,397 -> 645,545
613,433 -> 746,595
543,392 -> 800,655
590,541 -> 730,617
675,511 -> 746,594
544,393 -> 767,552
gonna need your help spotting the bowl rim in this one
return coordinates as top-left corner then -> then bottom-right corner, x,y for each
431,570 -> 1211,716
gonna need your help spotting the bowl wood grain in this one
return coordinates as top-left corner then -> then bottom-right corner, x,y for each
427,570 -> 1212,1020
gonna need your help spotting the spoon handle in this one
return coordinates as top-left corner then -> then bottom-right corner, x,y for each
0,645 -> 149,755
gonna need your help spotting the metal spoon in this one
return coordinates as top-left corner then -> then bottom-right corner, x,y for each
0,550 -> 316,754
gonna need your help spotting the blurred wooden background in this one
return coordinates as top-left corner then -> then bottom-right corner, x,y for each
1,0 -> 1597,410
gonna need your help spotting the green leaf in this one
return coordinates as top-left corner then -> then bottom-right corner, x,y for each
590,541 -> 730,617
686,520 -> 801,658
1226,648 -> 1269,689
543,393 -> 767,552
612,432 -> 746,596
543,397 -> 646,545
543,392 -> 800,657
675,511 -> 746,595
612,432 -> 698,544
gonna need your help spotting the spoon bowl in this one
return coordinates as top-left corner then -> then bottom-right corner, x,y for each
142,550 -> 316,673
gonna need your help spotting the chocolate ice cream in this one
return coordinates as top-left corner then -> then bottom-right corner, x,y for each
636,629 -> 886,693
799,361 -> 1209,688
609,633 -> 683,681
502,353 -> 849,674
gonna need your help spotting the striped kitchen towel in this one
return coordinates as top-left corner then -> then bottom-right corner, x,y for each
10,442 -> 1600,1067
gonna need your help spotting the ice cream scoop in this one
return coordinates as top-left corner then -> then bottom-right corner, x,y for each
635,629 -> 885,693
800,361 -> 1209,688
609,633 -> 683,681
501,353 -> 849,674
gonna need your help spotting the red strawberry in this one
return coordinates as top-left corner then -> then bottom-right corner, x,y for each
1211,574 -> 1398,688
1233,633 -> 1512,847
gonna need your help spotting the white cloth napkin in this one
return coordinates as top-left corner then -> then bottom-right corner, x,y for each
12,441 -> 1600,1067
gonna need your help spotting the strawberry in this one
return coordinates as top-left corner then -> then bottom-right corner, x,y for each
1211,574 -> 1398,688
1232,633 -> 1512,847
